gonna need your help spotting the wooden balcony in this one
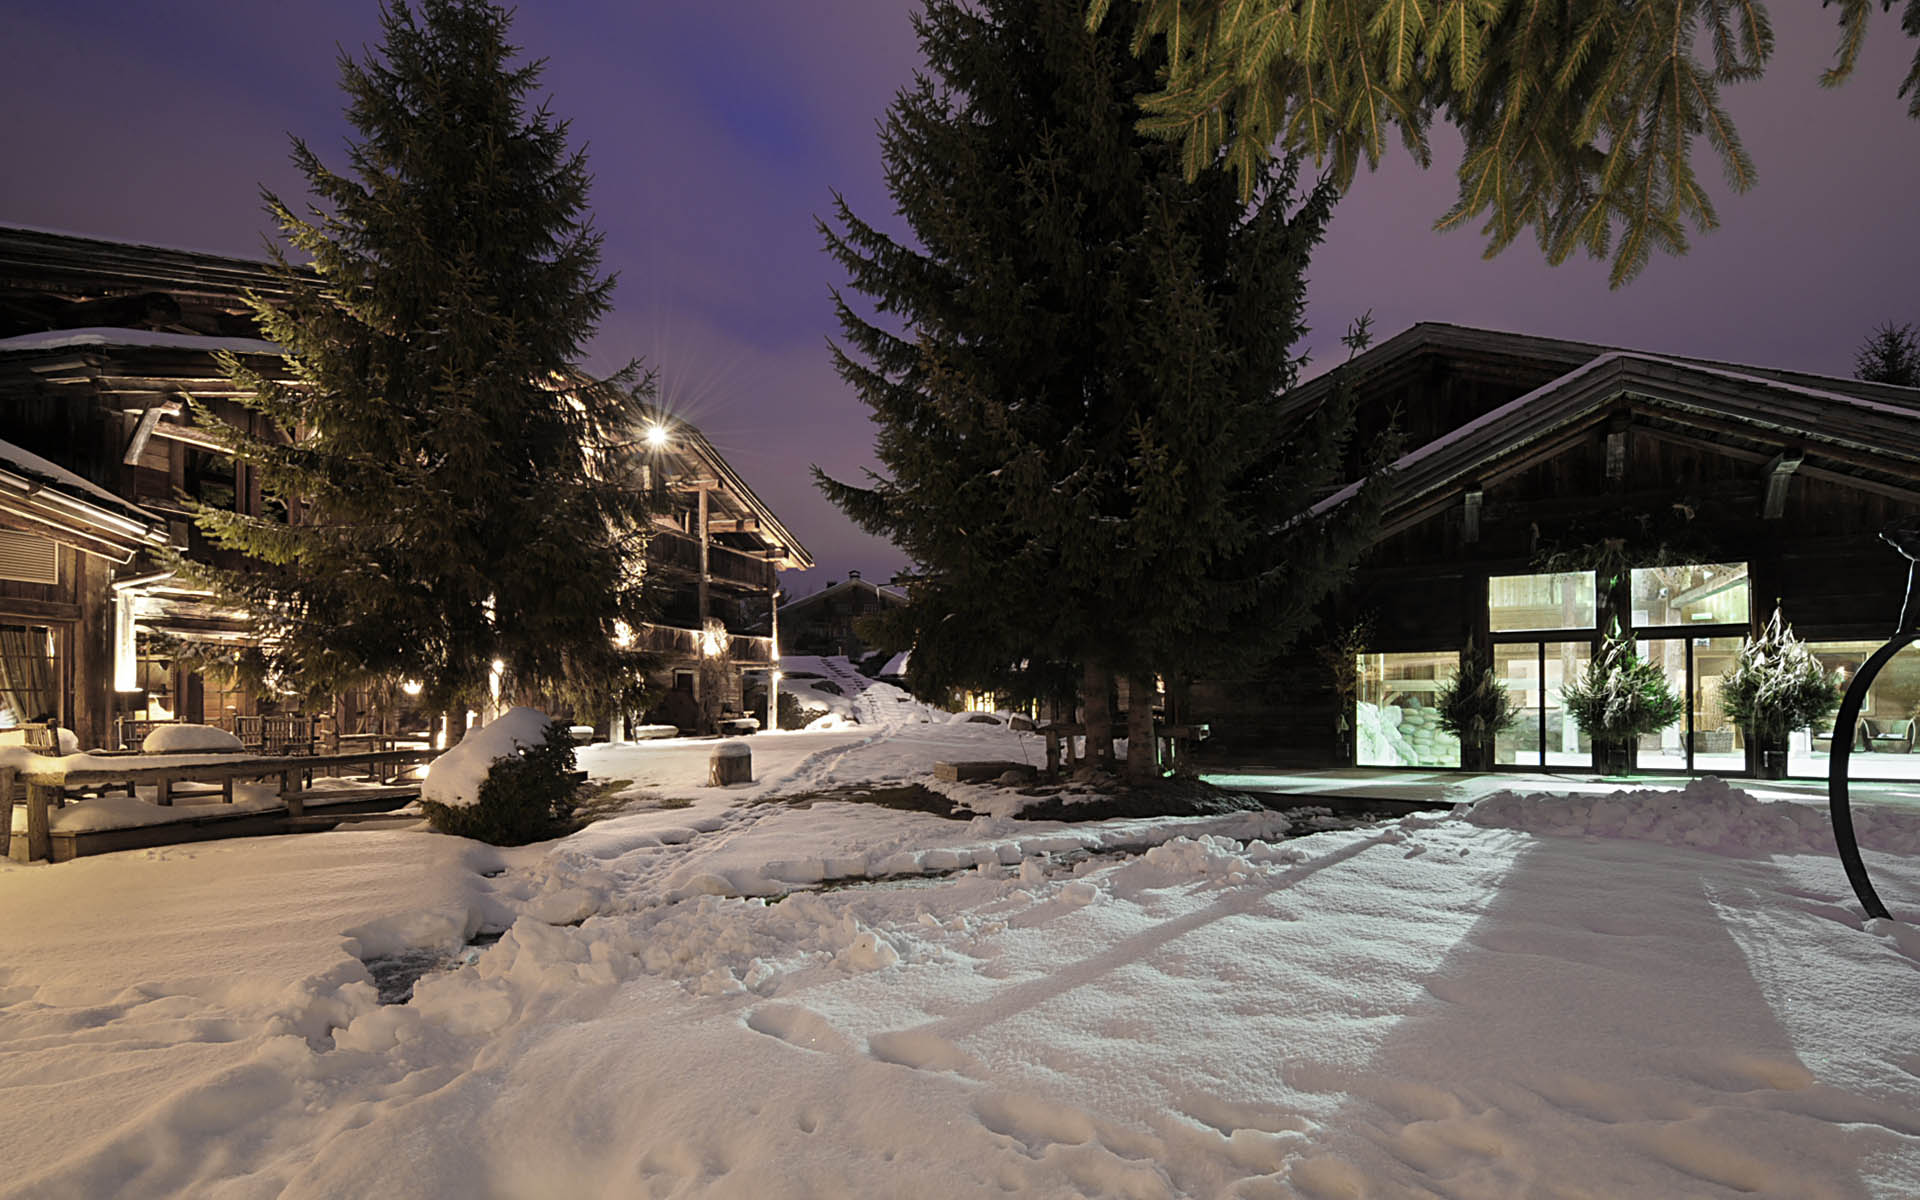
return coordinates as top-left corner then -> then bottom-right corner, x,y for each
630,621 -> 775,666
646,530 -> 775,592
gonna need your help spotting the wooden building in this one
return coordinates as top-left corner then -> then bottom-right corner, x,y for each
0,224 -> 810,744
777,570 -> 905,661
1193,323 -> 1920,781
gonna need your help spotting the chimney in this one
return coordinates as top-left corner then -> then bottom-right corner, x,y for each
848,570 -> 861,580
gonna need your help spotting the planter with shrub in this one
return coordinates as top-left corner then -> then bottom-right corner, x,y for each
1560,631 -> 1683,777
1721,608 -> 1843,779
1436,651 -> 1521,771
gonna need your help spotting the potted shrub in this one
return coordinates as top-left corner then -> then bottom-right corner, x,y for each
1560,631 -> 1683,777
1435,651 -> 1520,771
1721,608 -> 1843,780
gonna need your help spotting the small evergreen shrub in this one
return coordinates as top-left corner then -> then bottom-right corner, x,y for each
1561,633 -> 1683,743
776,690 -> 815,731
1435,653 -> 1521,741
1722,609 -> 1843,747
420,720 -> 579,845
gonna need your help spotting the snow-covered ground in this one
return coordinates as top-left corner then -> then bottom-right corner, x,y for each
2,666 -> 1918,1197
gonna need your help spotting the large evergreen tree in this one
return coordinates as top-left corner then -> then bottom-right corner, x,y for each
1094,0 -> 1920,286
820,0 -> 1380,781
188,0 -> 652,740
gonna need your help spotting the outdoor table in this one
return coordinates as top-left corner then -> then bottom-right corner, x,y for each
4,748 -> 436,863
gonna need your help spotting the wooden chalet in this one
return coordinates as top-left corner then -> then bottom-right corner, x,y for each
777,570 -> 905,660
1193,323 -> 1920,781
0,224 -> 811,746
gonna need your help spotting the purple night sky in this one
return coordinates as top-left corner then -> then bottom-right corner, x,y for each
3,2 -> 1916,596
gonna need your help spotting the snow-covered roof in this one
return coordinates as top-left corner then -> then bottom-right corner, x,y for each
0,327 -> 282,356
0,435 -> 164,562
1310,348 -> 1920,533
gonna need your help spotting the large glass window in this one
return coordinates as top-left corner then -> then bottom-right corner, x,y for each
1494,643 -> 1541,765
1690,636 -> 1746,774
1355,651 -> 1461,768
1495,639 -> 1595,768
1635,638 -> 1690,770
1790,642 -> 1920,781
1542,640 -> 1594,768
1490,572 -> 1596,632
1631,563 -> 1750,628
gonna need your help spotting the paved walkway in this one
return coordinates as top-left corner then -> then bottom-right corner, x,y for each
1200,766 -> 1920,814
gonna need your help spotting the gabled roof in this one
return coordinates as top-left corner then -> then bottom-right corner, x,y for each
1313,347 -> 1920,538
779,574 -> 905,615
642,406 -> 814,571
1284,321 -> 1917,419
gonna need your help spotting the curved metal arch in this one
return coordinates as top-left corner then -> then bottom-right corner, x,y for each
1827,632 -> 1920,921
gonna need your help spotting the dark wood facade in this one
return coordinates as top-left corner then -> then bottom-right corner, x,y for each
1196,325 -> 1920,775
0,225 -> 812,744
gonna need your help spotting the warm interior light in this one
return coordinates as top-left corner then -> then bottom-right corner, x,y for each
402,680 -> 423,696
645,423 -> 670,449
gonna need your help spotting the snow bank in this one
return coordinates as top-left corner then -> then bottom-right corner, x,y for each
142,723 -> 244,753
1460,775 -> 1920,855
423,707 -> 556,809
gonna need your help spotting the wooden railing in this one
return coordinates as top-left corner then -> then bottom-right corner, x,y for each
628,622 -> 775,665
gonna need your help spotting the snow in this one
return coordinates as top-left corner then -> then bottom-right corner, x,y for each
0,432 -> 158,518
142,722 -> 245,753
0,325 -> 283,356
421,706 -> 556,809
2,712 -> 1919,1197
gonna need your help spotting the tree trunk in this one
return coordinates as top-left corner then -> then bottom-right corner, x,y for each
442,706 -> 466,750
1125,672 -> 1159,783
1082,659 -> 1114,772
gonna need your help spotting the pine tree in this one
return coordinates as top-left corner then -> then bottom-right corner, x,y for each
1854,321 -> 1920,386
819,0 -> 1380,781
186,0 -> 653,740
1092,0 -> 1920,287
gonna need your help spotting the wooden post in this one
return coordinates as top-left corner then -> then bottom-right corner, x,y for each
20,780 -> 53,863
156,774 -> 172,807
281,770 -> 302,818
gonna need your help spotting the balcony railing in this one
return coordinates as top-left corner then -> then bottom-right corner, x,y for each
646,531 -> 774,591
631,622 -> 775,665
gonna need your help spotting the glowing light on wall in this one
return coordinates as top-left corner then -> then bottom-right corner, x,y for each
645,423 -> 670,449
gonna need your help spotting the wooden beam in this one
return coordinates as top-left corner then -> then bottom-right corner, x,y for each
1462,489 -> 1483,544
1762,450 -> 1804,520
148,420 -> 228,453
122,402 -> 180,465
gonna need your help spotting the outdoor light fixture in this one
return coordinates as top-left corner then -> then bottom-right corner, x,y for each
402,680 -> 423,696
700,627 -> 724,658
645,423 -> 670,449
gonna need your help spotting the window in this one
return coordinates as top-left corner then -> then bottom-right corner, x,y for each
1790,642 -> 1920,781
1631,563 -> 1749,628
1356,651 -> 1461,768
1489,572 -> 1596,632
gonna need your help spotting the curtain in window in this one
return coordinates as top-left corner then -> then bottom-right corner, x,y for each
0,625 -> 56,725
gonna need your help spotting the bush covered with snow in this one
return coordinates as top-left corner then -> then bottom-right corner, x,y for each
421,709 -> 579,845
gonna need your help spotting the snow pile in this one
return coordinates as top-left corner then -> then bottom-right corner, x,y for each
141,723 -> 244,754
422,707 -> 556,809
1461,774 -> 1920,855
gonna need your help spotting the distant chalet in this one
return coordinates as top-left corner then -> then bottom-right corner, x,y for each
0,225 -> 811,747
1193,322 -> 1920,781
